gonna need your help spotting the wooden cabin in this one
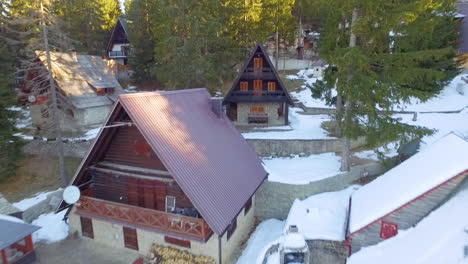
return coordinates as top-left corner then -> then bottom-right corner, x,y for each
0,215 -> 40,264
106,18 -> 129,66
346,134 -> 468,255
20,51 -> 123,131
224,43 -> 294,126
57,89 -> 267,264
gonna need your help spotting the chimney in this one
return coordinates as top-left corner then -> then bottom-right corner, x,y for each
288,225 -> 299,233
211,92 -> 224,118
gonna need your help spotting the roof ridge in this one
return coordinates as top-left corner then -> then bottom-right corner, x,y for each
119,88 -> 208,98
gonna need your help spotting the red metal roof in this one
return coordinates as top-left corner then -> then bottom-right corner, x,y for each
118,89 -> 267,235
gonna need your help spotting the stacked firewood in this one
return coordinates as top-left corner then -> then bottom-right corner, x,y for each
146,244 -> 216,264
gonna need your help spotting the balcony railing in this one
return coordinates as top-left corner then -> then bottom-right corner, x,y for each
76,195 -> 213,241
231,91 -> 284,96
108,51 -> 127,58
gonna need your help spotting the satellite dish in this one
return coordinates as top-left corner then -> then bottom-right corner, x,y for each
63,185 -> 81,204
28,95 -> 36,103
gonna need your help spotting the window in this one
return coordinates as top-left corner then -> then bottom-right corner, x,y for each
250,105 -> 265,114
123,227 -> 139,250
253,57 -> 263,71
380,221 -> 398,239
253,80 -> 262,91
165,196 -> 176,212
80,217 -> 94,238
226,218 -> 237,241
95,87 -> 115,96
240,81 -> 248,91
244,197 -> 252,215
165,236 -> 191,248
267,82 -> 276,92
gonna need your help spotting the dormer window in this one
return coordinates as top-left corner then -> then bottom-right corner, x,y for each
88,81 -> 115,96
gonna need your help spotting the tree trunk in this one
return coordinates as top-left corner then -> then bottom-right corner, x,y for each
41,2 -> 68,187
335,88 -> 343,137
340,8 -> 359,172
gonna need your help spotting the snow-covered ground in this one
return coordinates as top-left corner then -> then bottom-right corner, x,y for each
263,153 -> 342,184
288,69 -> 333,109
0,214 -> 25,223
31,210 -> 69,243
7,106 -> 32,129
354,143 -> 399,161
396,108 -> 468,149
284,186 -> 359,241
13,190 -> 59,211
237,187 -> 361,264
242,108 -> 333,140
236,219 -> 285,264
348,189 -> 468,264
396,74 -> 468,112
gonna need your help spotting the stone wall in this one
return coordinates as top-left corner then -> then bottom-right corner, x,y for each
23,140 -> 92,158
255,161 -> 388,220
21,189 -> 63,223
246,137 -> 366,157
235,102 -> 286,127
221,194 -> 256,264
308,240 -> 347,264
68,207 -> 220,261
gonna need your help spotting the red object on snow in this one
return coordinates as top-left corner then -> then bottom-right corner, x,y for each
380,221 -> 398,239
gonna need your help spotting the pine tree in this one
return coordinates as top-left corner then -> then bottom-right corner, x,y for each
2,0 -> 75,186
306,0 -> 459,171
55,0 -> 122,55
0,1 -> 23,182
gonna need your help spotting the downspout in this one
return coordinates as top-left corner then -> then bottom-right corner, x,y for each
218,235 -> 223,264
344,196 -> 352,259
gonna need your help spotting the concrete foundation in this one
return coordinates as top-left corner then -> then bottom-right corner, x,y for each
68,194 -> 256,264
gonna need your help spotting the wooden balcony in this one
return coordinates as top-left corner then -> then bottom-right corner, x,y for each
108,51 -> 127,58
76,195 -> 213,241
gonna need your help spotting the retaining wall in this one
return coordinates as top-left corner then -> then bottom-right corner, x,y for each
23,140 -> 92,158
255,161 -> 388,220
246,137 -> 366,157
21,189 -> 63,223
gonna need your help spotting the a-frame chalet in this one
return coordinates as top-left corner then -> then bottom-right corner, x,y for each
224,43 -> 294,126
106,18 -> 129,65
57,89 -> 267,264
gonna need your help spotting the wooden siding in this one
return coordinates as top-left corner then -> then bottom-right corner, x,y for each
102,126 -> 167,170
166,182 -> 194,208
349,173 -> 468,254
92,171 -> 168,211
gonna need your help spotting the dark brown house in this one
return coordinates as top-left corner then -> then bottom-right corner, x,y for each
106,18 -> 129,65
224,43 -> 294,126
58,89 -> 267,263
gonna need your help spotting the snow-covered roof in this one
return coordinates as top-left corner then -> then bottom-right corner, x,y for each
348,189 -> 468,264
0,194 -> 20,215
284,186 -> 358,241
349,133 -> 468,233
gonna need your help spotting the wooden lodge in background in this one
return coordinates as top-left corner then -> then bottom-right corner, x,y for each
224,43 -> 294,127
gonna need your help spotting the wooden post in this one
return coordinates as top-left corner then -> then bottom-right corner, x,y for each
25,235 -> 34,252
1,249 -> 8,264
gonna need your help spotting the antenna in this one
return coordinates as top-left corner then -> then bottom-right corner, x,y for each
63,185 -> 81,204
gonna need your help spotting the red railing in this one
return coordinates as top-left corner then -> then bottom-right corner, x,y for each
76,196 -> 212,241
